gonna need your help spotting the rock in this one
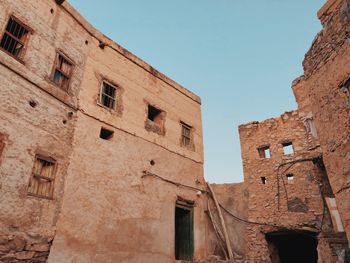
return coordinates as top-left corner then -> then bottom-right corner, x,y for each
31,256 -> 48,262
0,237 -> 8,245
0,245 -> 10,253
8,237 -> 26,251
26,242 -> 50,252
15,251 -> 35,260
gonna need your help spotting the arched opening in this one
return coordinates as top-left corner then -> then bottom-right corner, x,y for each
266,230 -> 318,263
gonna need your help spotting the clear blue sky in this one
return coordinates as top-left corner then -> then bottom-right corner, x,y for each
69,0 -> 325,183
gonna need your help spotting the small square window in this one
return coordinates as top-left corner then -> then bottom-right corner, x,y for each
28,155 -> 56,199
282,142 -> 294,155
100,81 -> 117,109
286,174 -> 294,182
0,16 -> 30,60
181,122 -> 192,147
148,105 -> 163,125
100,127 -> 114,140
52,53 -> 74,90
145,104 -> 165,135
258,146 -> 271,159
261,177 -> 267,185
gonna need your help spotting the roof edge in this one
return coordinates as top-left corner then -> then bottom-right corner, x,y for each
60,1 -> 202,105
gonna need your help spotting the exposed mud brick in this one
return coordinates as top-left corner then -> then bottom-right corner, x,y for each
15,251 -> 35,260
288,197 -> 309,213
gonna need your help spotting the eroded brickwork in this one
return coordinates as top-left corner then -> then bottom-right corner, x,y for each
298,0 -> 350,243
238,111 -> 346,262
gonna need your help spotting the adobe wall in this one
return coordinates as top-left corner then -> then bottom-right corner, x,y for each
46,1 -> 207,263
0,0 -> 89,261
210,183 -> 248,259
295,0 -> 350,242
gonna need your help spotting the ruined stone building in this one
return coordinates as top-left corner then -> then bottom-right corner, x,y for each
211,0 -> 350,262
0,0 -> 349,262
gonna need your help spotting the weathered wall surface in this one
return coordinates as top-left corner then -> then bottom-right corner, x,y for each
45,1 -> 207,263
0,0 -> 89,261
211,183 -> 248,258
297,0 -> 350,242
49,113 -> 207,263
238,111 -> 342,262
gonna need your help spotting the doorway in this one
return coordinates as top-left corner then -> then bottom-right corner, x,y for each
175,200 -> 194,261
266,231 -> 318,263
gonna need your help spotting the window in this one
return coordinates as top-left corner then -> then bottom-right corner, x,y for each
100,81 -> 117,109
145,104 -> 165,135
282,142 -> 294,155
286,174 -> 294,183
181,122 -> 192,147
28,155 -> 56,199
100,127 -> 114,140
0,16 -> 30,60
52,53 -> 73,90
148,105 -> 163,125
258,145 -> 271,159
305,118 -> 318,138
175,200 -> 194,260
261,177 -> 267,184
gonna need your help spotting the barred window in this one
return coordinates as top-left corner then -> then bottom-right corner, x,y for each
52,53 -> 74,90
28,155 -> 56,199
181,122 -> 192,147
0,16 -> 30,60
100,81 -> 117,109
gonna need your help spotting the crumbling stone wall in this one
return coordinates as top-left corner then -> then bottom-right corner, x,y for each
296,0 -> 350,242
238,111 -> 336,262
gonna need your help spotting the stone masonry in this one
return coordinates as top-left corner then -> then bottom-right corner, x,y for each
0,0 -> 350,262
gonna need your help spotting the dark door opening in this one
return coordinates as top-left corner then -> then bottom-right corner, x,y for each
266,231 -> 318,263
175,200 -> 194,261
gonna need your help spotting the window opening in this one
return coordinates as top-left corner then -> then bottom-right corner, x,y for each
282,142 -> 294,155
0,16 -> 30,59
175,200 -> 194,261
28,155 -> 56,199
258,146 -> 271,159
286,174 -> 294,182
181,122 -> 192,147
305,118 -> 318,138
261,177 -> 267,184
100,127 -> 114,140
52,53 -> 73,90
148,105 -> 163,125
100,81 -> 117,109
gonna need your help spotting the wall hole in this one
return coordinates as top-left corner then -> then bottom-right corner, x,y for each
29,100 -> 37,108
100,127 -> 114,140
282,142 -> 294,155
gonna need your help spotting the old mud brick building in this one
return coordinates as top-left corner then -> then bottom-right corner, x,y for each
0,0 -> 350,262
0,0 -> 210,262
